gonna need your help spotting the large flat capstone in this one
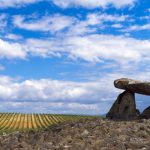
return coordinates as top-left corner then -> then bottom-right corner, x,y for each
114,78 -> 150,95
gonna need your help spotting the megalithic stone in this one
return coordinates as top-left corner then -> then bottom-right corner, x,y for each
106,90 -> 140,120
141,106 -> 150,119
114,78 -> 150,95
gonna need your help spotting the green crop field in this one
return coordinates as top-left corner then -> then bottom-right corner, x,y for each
0,113 -> 94,134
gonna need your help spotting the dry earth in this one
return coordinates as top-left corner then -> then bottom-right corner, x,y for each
0,118 -> 150,150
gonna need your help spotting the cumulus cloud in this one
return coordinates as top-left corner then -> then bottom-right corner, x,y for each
111,23 -> 123,28
0,0 -> 41,8
0,34 -> 149,63
0,75 -> 115,102
0,101 -> 101,114
0,0 -> 136,9
1,32 -> 150,67
94,13 -> 128,22
13,13 -> 128,33
24,34 -> 150,65
67,13 -> 128,35
124,23 -> 150,32
52,0 -> 136,9
0,39 -> 26,59
13,14 -> 76,32
0,73 -> 121,114
0,71 -> 149,114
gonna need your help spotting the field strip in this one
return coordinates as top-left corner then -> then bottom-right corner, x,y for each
41,114 -> 51,127
0,114 -> 11,129
37,114 -> 47,128
8,113 -> 19,131
23,114 -> 28,129
3,113 -> 16,130
0,114 -> 7,128
13,113 -> 21,130
31,114 -> 38,129
43,114 -> 54,125
0,113 -> 94,133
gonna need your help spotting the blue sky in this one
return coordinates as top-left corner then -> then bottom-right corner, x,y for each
0,0 -> 150,115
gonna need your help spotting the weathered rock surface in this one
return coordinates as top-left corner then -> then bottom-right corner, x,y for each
114,78 -> 150,95
0,118 -> 150,150
141,106 -> 150,119
106,90 -> 140,120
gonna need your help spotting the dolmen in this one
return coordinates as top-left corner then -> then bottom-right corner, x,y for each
106,78 -> 150,120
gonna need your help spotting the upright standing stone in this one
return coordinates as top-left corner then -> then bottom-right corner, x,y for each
141,106 -> 150,119
106,90 -> 140,120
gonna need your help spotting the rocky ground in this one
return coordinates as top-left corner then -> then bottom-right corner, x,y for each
0,118 -> 150,150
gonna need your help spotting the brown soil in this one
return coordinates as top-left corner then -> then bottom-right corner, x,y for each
0,118 -> 150,150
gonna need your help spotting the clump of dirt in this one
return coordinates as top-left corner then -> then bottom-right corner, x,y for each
0,118 -> 150,150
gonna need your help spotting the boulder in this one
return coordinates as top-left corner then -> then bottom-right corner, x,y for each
106,90 -> 140,120
114,78 -> 150,95
141,106 -> 150,119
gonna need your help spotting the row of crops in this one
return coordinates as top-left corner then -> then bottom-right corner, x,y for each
0,113 -> 93,133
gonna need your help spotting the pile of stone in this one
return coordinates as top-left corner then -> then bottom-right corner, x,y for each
0,117 -> 150,150
106,78 -> 150,120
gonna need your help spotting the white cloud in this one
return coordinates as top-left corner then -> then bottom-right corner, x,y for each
0,12 -> 149,66
0,73 -> 121,114
13,14 -> 75,32
111,23 -> 123,28
24,34 -> 150,65
13,13 -> 128,34
67,13 -> 128,35
0,71 -> 149,114
1,32 -> 150,67
85,13 -> 127,24
52,0 -> 136,9
0,101 -> 101,114
64,34 -> 146,63
98,13 -> 128,22
68,103 -> 98,110
124,23 -> 150,31
5,33 -> 23,40
0,0 -> 136,9
0,0 -> 41,8
0,39 -> 26,59
0,75 -> 117,102
25,38 -> 62,57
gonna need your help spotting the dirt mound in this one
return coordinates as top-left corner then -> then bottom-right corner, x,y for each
0,118 -> 150,150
